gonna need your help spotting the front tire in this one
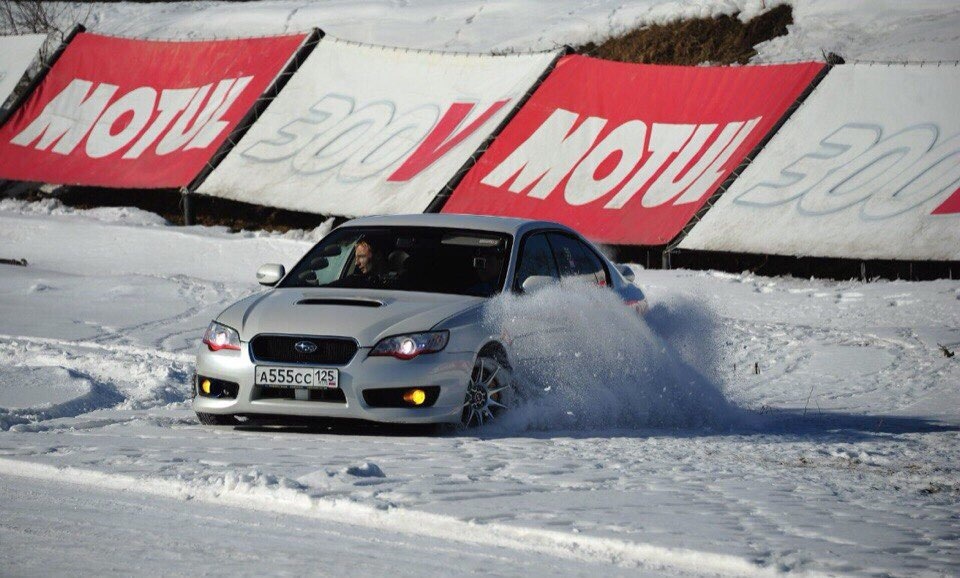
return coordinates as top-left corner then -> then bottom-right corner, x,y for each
460,356 -> 511,428
196,412 -> 239,426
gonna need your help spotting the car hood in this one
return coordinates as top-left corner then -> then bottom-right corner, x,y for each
218,288 -> 484,346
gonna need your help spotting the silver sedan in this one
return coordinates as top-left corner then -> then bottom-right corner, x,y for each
193,214 -> 646,428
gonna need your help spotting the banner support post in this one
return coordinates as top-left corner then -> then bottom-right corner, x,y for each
181,187 -> 193,226
181,27 -> 324,226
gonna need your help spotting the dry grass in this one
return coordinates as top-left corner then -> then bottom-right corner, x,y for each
577,4 -> 793,65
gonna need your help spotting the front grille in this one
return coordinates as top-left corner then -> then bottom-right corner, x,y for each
250,335 -> 358,365
256,386 -> 347,403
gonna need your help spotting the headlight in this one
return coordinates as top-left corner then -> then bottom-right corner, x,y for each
369,331 -> 449,360
202,321 -> 241,352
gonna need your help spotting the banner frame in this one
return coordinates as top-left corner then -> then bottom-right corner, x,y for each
424,45 -> 572,214
661,59 -> 835,268
182,27 -> 324,225
0,24 -> 84,132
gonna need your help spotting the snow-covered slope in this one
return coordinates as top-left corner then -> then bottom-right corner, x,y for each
1,200 -> 958,576
56,0 -> 960,62
755,0 -> 960,62
75,0 -> 774,52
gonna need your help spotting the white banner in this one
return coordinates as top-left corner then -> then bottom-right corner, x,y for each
0,34 -> 46,109
680,64 -> 960,261
198,38 -> 558,216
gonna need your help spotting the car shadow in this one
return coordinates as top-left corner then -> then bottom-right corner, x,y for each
229,409 -> 958,442
466,408 -> 960,442
232,416 -> 444,437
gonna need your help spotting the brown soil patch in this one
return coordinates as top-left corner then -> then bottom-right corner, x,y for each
577,4 -> 793,65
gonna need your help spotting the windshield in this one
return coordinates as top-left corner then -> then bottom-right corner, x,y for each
279,226 -> 511,297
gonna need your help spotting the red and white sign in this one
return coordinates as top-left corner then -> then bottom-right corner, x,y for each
0,32 -> 307,188
680,64 -> 960,261
198,38 -> 559,216
444,55 -> 824,245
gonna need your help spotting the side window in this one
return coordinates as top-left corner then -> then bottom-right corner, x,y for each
574,239 -> 610,286
313,246 -> 351,285
514,233 -> 558,290
546,233 -> 608,286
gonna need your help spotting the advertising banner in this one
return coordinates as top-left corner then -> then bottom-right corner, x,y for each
198,38 -> 560,216
443,55 -> 824,245
0,32 -> 307,188
679,64 -> 960,261
0,34 -> 46,108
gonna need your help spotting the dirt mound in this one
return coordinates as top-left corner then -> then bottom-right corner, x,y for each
577,4 -> 792,65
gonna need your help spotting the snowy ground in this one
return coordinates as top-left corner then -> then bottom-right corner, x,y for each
25,1 -> 960,62
1,200 -> 958,576
2,1 -> 959,575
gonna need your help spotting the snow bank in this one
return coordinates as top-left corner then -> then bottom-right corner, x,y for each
0,457 -> 779,576
0,198 -> 169,227
755,1 -> 960,63
47,1 -> 959,63
481,283 -> 744,432
69,1 -> 772,53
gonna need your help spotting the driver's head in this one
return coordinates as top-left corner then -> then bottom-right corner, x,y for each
354,239 -> 377,274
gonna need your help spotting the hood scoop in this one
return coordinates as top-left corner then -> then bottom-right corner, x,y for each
297,298 -> 383,308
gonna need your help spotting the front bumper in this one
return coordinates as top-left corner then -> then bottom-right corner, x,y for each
192,342 -> 474,424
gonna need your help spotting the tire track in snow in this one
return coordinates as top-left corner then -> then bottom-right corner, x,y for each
0,458 -> 797,578
0,334 -> 193,363
0,335 -> 193,419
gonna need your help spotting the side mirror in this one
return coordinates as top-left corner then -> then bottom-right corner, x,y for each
520,275 -> 554,293
256,263 -> 285,286
618,264 -> 636,283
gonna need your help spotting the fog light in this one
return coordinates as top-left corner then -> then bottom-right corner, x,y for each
403,388 -> 427,406
201,379 -> 212,395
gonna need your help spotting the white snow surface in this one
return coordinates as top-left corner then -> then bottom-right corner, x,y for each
1,200 -> 958,576
2,3 -> 960,574
41,0 -> 960,62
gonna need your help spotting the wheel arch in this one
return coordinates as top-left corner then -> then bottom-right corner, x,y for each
477,340 -> 511,369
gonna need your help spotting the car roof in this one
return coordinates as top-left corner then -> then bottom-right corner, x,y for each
340,213 -> 568,236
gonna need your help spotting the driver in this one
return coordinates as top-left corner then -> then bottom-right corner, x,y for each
346,238 -> 389,288
354,239 -> 380,276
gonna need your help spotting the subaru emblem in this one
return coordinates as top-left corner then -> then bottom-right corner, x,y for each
294,340 -> 318,354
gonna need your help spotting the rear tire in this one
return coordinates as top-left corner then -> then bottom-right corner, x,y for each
195,412 -> 239,426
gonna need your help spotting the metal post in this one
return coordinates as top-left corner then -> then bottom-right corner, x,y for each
181,188 -> 193,226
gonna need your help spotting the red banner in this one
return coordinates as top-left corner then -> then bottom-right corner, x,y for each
444,55 -> 824,245
0,32 -> 306,188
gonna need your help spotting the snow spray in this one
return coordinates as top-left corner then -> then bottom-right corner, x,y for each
480,283 -> 744,432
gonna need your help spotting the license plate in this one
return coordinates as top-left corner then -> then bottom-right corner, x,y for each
255,366 -> 339,389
